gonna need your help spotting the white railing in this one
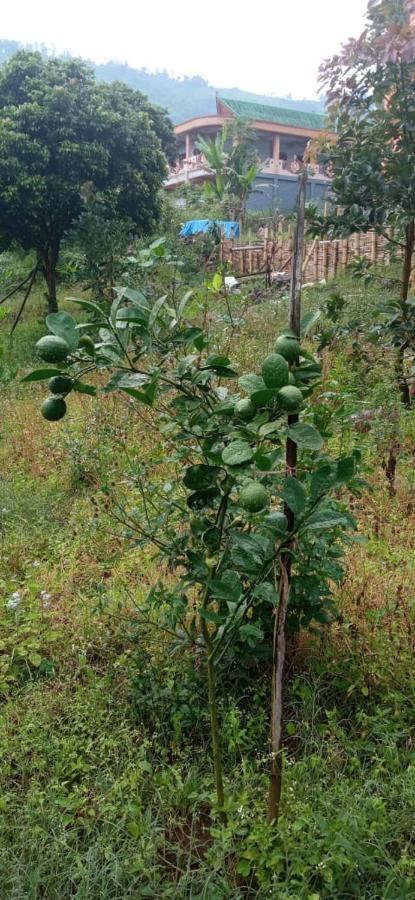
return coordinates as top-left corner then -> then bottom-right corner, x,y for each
261,158 -> 332,178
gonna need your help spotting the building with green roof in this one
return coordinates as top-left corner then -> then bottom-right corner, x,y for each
165,93 -> 333,211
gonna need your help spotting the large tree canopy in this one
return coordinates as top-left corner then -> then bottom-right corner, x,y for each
318,0 -> 415,403
319,0 -> 415,259
0,51 -> 174,310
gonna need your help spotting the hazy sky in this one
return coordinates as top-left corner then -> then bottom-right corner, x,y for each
2,0 -> 369,98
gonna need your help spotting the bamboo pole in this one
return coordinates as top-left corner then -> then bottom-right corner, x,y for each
268,172 -> 307,825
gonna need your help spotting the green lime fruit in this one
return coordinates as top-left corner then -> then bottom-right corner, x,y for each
35,335 -> 69,363
261,354 -> 289,389
48,375 -> 73,395
288,372 -> 296,385
275,335 -> 301,363
277,385 -> 303,412
79,335 -> 96,356
41,396 -> 67,421
239,481 -> 268,513
234,398 -> 255,421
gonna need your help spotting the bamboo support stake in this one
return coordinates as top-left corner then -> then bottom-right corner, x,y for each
323,241 -> 329,281
268,172 -> 307,825
302,237 -> 317,279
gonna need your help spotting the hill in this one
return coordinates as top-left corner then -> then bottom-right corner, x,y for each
0,39 -> 325,123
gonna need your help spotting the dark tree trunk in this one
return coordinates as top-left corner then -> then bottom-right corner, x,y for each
39,244 -> 59,313
397,221 -> 415,406
401,221 -> 414,304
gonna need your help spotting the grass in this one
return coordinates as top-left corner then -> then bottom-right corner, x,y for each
0,273 -> 414,898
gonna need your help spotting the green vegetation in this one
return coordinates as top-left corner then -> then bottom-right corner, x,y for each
0,52 -> 173,313
1,3 -> 415,897
317,0 -> 415,406
0,258 -> 414,897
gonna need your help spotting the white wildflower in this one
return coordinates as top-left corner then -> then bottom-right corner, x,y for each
32,560 -> 41,568
7,591 -> 21,610
40,591 -> 52,609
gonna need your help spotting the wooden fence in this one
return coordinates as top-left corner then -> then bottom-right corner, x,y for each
219,231 -> 391,283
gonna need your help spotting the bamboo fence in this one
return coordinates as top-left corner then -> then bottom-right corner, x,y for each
219,229 -> 391,282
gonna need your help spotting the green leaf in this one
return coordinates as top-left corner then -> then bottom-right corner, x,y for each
310,465 -> 336,498
236,859 -> 252,878
210,571 -> 243,602
238,373 -> 266,394
183,464 -> 221,491
177,290 -> 193,319
28,652 -> 42,667
300,309 -> 321,337
118,374 -> 151,389
116,308 -> 148,326
69,297 -> 106,318
239,623 -> 264,643
46,312 -> 79,351
252,582 -> 279,605
212,273 -> 223,292
222,441 -> 253,466
250,389 -> 277,408
110,289 -> 127,324
199,607 -> 223,624
121,375 -> 159,407
287,423 -> 324,450
21,367 -> 63,382
231,535 -> 265,573
304,508 -> 351,531
282,476 -> 307,517
72,381 -> 96,396
122,287 -> 149,308
205,355 -> 230,368
336,456 -> 355,483
126,822 -> 140,838
254,451 -> 277,471
149,294 -> 168,328
259,421 -> 281,437
263,511 -> 288,534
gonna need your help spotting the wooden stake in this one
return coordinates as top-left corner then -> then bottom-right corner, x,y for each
268,172 -> 307,825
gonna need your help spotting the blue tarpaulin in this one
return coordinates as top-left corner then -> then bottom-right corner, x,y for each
180,219 -> 240,239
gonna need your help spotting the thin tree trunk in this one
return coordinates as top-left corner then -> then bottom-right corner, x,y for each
39,244 -> 59,313
289,172 -> 307,335
401,221 -> 414,303
206,649 -> 226,824
267,173 -> 307,824
397,221 -> 414,406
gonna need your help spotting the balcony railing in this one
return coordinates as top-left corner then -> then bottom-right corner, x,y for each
261,158 -> 333,178
165,156 -> 333,185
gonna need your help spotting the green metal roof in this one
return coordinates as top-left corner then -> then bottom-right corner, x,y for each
218,96 -> 326,130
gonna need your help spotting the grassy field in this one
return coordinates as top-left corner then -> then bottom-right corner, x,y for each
0,274 -> 414,898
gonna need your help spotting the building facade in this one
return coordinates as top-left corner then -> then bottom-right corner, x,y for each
164,96 -> 333,212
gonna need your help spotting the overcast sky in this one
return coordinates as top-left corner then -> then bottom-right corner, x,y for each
2,0 -> 369,98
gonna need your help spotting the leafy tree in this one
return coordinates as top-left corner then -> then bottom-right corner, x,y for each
196,121 -> 260,222
24,243 -> 358,824
317,0 -> 415,403
0,52 -> 173,311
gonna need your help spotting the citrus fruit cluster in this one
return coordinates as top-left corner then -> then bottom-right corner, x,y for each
233,332 -> 319,514
35,335 -> 72,421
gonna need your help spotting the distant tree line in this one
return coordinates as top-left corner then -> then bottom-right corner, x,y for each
0,39 -> 325,124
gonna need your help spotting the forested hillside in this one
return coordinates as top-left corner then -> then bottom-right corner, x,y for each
0,39 -> 325,122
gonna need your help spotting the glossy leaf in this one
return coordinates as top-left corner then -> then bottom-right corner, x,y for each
287,423 -> 324,450
21,367 -> 63,382
282,476 -> 307,517
46,312 -> 79,351
222,441 -> 253,466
